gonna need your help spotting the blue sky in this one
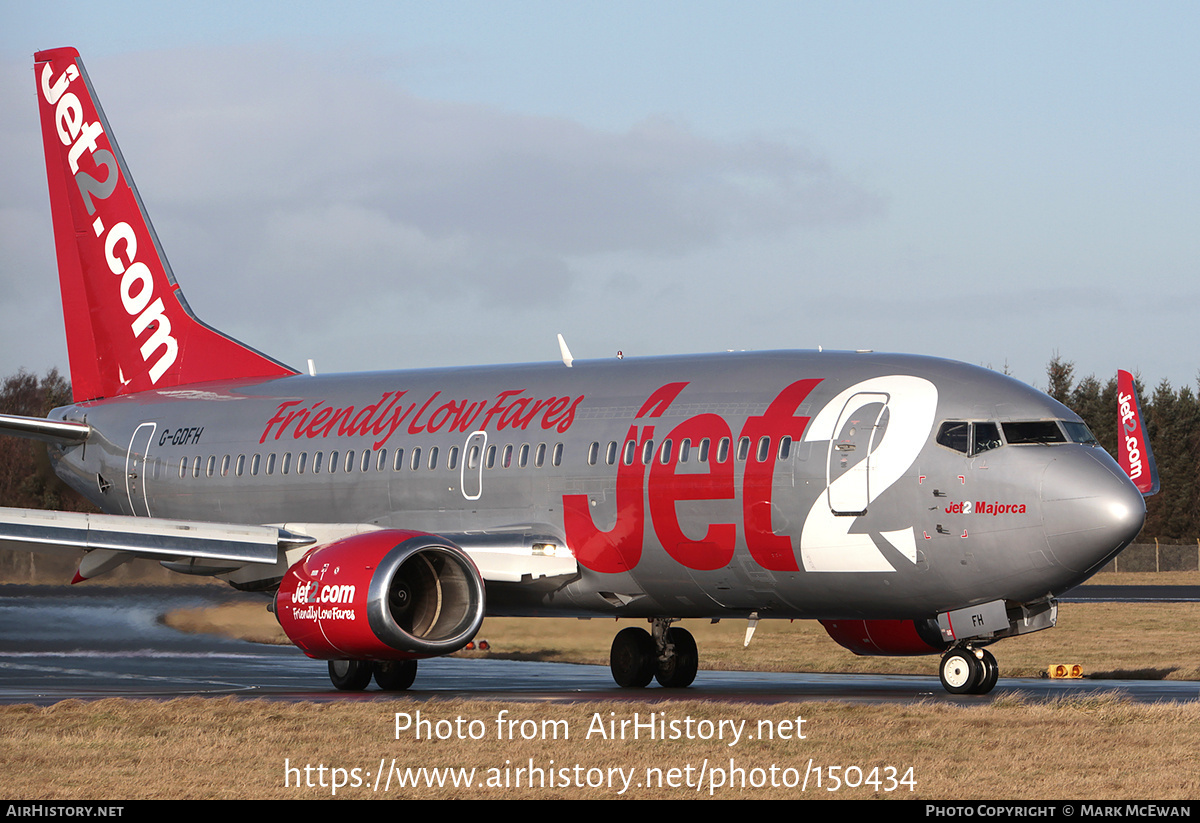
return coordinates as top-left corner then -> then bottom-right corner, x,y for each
3,1 -> 1197,394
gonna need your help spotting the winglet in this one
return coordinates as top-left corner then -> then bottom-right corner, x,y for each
1116,370 -> 1159,496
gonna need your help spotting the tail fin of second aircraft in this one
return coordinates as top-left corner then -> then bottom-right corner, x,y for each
1116,369 -> 1159,497
34,48 -> 296,403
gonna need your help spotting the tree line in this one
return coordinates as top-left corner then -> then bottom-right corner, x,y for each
1044,356 -> 1197,543
0,361 -> 1196,542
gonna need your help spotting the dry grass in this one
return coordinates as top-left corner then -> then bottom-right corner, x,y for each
1,695 -> 1197,799
7,573 -> 1200,800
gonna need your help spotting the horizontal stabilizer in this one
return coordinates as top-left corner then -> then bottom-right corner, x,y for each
0,413 -> 89,445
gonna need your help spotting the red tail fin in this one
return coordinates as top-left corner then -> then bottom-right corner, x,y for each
1116,369 -> 1159,497
35,48 -> 296,402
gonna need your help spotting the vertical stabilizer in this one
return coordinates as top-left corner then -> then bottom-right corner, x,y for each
35,47 -> 296,402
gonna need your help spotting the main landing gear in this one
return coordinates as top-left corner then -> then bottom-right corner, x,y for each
328,659 -> 418,691
938,645 -> 999,695
609,618 -> 699,689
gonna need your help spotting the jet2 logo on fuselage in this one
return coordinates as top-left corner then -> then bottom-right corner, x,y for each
566,375 -> 940,576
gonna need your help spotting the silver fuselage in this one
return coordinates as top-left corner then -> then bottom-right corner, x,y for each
47,349 -> 1144,620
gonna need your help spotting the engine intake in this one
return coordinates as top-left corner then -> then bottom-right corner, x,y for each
276,530 -> 485,660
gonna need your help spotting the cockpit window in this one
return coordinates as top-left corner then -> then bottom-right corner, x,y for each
1062,421 -> 1098,446
936,422 -> 969,453
972,422 -> 1002,454
1002,421 -> 1067,444
937,421 -> 1003,456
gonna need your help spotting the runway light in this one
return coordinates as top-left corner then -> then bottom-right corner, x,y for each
465,641 -> 475,650
478,640 -> 490,651
1048,664 -> 1084,679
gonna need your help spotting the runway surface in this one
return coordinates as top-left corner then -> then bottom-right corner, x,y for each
1,585 -> 1196,706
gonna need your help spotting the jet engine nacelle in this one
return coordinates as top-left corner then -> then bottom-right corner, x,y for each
819,618 -> 949,656
276,530 -> 485,661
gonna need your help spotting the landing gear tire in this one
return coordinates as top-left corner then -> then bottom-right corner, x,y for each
328,659 -> 373,691
374,660 -> 418,691
976,649 -> 999,695
610,627 -> 656,688
655,627 -> 698,689
939,649 -> 982,695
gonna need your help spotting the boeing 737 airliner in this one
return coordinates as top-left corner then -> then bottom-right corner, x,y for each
0,48 -> 1152,695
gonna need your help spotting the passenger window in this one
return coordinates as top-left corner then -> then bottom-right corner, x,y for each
641,440 -> 655,465
698,438 -> 710,463
779,436 -> 792,461
393,448 -> 405,471
376,449 -> 387,471
428,446 -> 439,469
179,457 -> 188,479
448,446 -> 459,470
467,444 -> 480,470
361,450 -> 371,472
588,442 -> 599,466
518,444 -> 530,468
660,439 -> 673,465
737,437 -> 751,461
410,447 -> 422,470
606,441 -> 617,465
552,443 -> 563,467
221,455 -> 231,477
266,453 -> 276,475
313,451 -> 323,474
535,443 -> 546,468
679,438 -> 690,463
297,452 -> 307,474
716,438 -> 730,463
485,445 -> 496,469
328,451 -> 338,473
623,440 -> 636,466
756,436 -> 770,462
280,453 -> 291,475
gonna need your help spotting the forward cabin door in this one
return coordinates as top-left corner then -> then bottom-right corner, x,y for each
826,393 -> 889,516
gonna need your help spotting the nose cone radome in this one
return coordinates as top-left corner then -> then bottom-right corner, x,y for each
1041,448 -> 1146,575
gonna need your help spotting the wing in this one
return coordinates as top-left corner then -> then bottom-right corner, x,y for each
0,505 -> 575,584
0,506 -> 313,581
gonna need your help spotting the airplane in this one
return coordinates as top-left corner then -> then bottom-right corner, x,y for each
0,46 -> 1152,696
